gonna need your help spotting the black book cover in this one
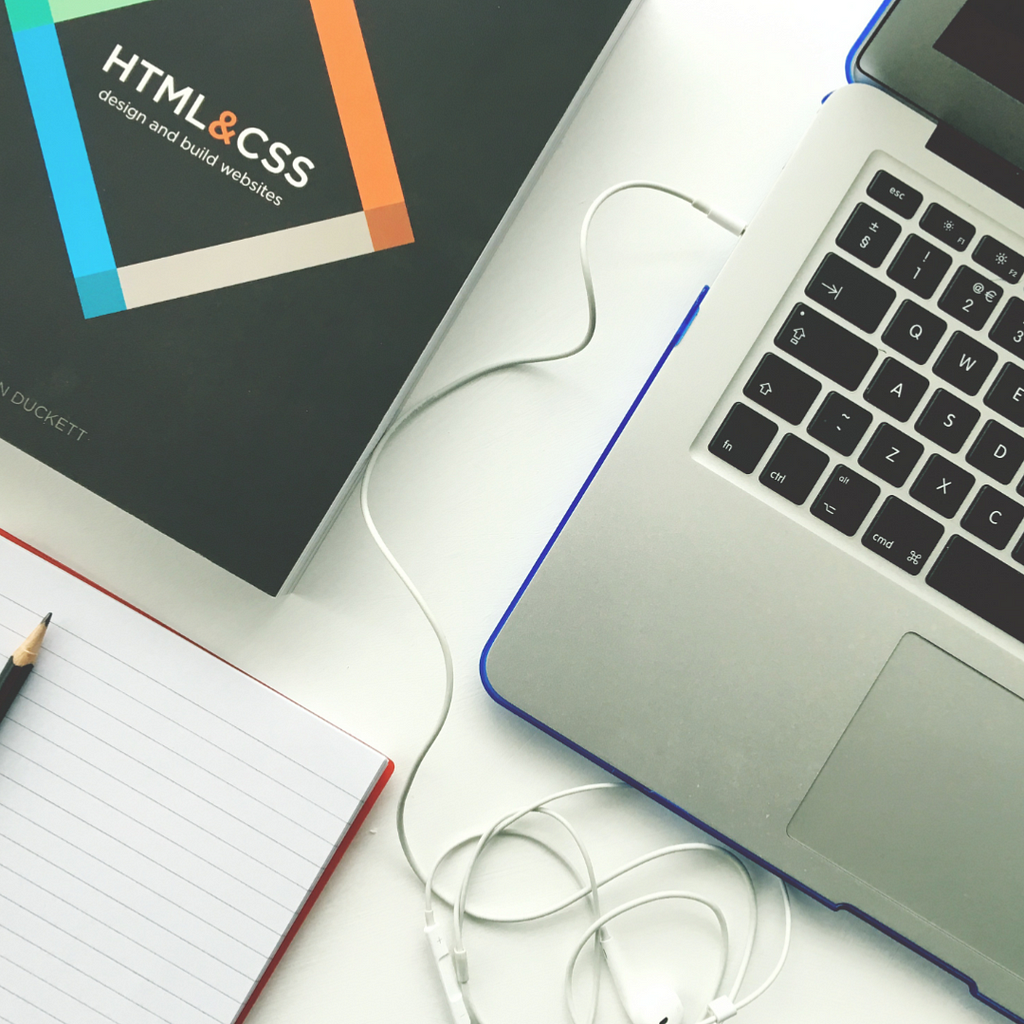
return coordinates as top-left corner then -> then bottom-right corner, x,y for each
0,0 -> 634,593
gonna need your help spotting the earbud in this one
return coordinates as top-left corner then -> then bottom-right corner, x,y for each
601,931 -> 685,1024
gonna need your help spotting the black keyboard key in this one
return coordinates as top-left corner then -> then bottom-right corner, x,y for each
973,235 -> 1024,284
933,331 -> 997,396
774,303 -> 877,390
985,362 -> 1024,428
836,204 -> 901,268
743,353 -> 821,424
910,455 -> 974,519
927,536 -> 1024,643
914,388 -> 980,453
867,170 -> 922,218
811,465 -> 880,536
862,496 -> 943,575
882,300 -> 946,364
961,486 -> 1024,550
919,203 -> 975,251
938,266 -> 1003,330
1012,534 -> 1024,566
858,422 -> 924,486
807,391 -> 872,456
887,235 -> 952,298
966,419 -> 1024,484
759,434 -> 829,504
805,253 -> 895,333
989,296 -> 1024,359
863,358 -> 928,422
708,403 -> 778,473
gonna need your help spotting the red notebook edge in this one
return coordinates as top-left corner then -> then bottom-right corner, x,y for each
234,758 -> 395,1024
0,525 -> 396,1021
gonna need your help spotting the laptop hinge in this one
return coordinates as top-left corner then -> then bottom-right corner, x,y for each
927,122 -> 1024,211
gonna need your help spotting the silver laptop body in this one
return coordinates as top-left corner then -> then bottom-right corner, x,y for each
483,1 -> 1024,1018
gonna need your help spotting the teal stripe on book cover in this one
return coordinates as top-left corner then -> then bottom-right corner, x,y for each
5,0 -> 53,31
10,20 -> 125,313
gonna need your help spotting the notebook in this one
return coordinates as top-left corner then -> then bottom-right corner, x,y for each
484,1 -> 1024,1021
0,528 -> 392,1023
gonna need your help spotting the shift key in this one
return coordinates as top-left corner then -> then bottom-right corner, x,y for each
775,303 -> 878,390
806,253 -> 896,333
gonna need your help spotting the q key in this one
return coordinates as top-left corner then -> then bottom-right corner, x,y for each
881,300 -> 946,364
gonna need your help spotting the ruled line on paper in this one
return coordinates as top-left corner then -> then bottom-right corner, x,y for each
0,798 -> 268,972
0,828 -> 252,982
32,671 -> 345,845
0,903 -> 225,1022
14,694 -> 324,871
3,718 -> 315,894
0,978 -> 67,1024
0,774 -> 283,938
40,643 -> 361,817
0,949 -> 134,1023
0,741 -> 299,923
42,629 -> 364,802
0,537 -> 389,1024
0,861 -> 237,1001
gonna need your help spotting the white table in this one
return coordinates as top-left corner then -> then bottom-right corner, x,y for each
0,2 -> 1008,1022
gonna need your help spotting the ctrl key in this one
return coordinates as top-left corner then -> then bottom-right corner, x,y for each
708,403 -> 778,473
861,496 -> 943,575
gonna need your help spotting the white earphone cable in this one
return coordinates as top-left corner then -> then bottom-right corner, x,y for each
357,181 -> 796,1024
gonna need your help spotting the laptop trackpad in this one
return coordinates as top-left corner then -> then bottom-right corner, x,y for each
789,633 -> 1024,974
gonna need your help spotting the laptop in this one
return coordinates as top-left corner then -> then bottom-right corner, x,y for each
482,1 -> 1024,1019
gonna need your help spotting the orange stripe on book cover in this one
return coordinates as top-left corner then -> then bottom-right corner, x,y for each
309,0 -> 414,250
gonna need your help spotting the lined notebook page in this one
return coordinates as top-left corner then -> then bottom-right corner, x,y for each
0,535 -> 389,1024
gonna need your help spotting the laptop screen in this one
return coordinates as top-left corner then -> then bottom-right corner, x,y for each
854,0 -> 1024,172
934,0 -> 1024,105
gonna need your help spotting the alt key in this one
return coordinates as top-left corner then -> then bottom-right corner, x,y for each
811,465 -> 880,536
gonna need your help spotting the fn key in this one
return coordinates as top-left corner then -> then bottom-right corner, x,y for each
709,403 -> 778,473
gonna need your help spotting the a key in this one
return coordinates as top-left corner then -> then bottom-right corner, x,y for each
864,358 -> 929,421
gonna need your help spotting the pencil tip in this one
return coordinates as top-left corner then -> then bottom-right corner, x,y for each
42,612 -> 52,626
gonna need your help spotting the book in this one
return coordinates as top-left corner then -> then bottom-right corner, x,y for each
0,527 -> 393,1023
0,0 -> 638,594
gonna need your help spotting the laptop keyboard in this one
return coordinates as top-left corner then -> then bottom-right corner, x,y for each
702,158 -> 1024,646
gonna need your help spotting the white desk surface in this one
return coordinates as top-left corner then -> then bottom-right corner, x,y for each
0,1 -> 1009,1022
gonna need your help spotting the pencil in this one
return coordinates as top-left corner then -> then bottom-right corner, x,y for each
0,613 -> 51,724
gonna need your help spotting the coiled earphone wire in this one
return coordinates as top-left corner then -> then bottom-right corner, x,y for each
359,181 -> 793,1024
